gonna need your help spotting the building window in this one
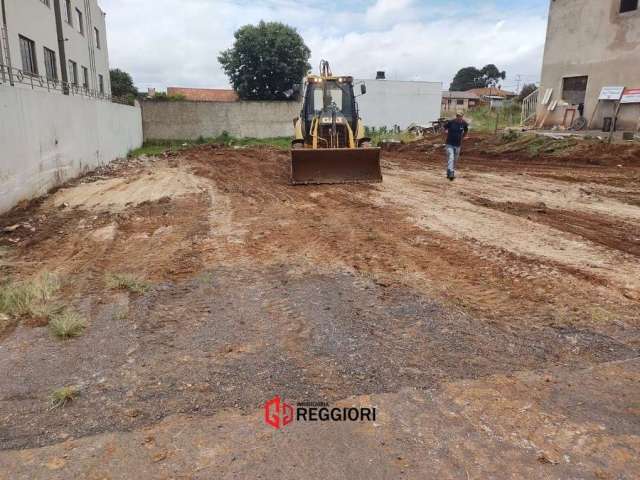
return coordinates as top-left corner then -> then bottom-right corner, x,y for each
94,27 -> 100,49
76,8 -> 84,35
82,66 -> 89,89
98,74 -> 104,95
620,0 -> 639,13
44,47 -> 58,81
562,76 -> 588,105
456,99 -> 464,105
65,0 -> 73,25
19,35 -> 38,75
68,59 -> 78,85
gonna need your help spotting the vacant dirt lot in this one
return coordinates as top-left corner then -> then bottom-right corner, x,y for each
1,136 -> 639,479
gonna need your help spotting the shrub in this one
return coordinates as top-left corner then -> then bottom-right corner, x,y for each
106,273 -> 150,294
50,386 -> 80,409
49,309 -> 86,339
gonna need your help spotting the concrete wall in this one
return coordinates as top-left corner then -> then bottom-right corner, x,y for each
537,0 -> 640,130
355,79 -> 442,129
2,0 -> 110,95
0,87 -> 142,213
141,101 -> 301,140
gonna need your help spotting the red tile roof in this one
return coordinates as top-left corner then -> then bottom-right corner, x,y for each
465,87 -> 516,98
167,87 -> 239,102
442,91 -> 480,100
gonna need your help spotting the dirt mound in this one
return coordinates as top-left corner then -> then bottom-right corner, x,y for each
49,167 -> 210,211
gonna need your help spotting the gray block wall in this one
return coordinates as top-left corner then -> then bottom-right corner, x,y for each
141,101 -> 301,140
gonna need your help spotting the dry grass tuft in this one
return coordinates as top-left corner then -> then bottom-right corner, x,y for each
49,386 -> 80,409
0,272 -> 60,319
49,309 -> 86,339
106,273 -> 150,294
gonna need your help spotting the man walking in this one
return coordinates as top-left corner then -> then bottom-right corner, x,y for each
443,112 -> 469,181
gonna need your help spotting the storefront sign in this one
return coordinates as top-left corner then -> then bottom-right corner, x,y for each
620,88 -> 640,104
598,86 -> 625,101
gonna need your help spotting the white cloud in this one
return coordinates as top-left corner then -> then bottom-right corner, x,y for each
100,0 -> 548,92
365,0 -> 419,28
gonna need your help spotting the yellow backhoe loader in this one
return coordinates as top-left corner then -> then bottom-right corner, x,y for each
290,61 -> 383,185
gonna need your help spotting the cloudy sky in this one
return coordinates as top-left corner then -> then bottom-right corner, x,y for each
100,0 -> 550,92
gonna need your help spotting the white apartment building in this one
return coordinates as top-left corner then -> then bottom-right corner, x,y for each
0,0 -> 111,96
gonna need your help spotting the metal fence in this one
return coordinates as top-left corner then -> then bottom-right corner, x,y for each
520,89 -> 539,126
0,64 -> 132,105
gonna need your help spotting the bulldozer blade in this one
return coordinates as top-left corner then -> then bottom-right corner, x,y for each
290,148 -> 383,185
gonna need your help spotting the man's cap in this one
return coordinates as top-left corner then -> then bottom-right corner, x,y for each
455,111 -> 464,117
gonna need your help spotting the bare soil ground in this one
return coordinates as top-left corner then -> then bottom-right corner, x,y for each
1,136 -> 639,479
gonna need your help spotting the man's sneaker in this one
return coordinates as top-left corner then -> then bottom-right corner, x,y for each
447,169 -> 455,181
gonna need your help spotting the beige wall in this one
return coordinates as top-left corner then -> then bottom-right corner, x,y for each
537,0 -> 640,130
141,101 -> 301,140
2,0 -> 110,95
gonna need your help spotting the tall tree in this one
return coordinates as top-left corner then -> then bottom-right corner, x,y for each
449,67 -> 483,91
518,83 -> 538,102
110,69 -> 138,97
450,64 -> 507,91
219,21 -> 311,101
480,64 -> 507,88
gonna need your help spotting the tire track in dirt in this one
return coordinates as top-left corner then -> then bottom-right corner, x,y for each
467,197 -> 640,257
375,167 -> 640,300
176,147 -> 640,345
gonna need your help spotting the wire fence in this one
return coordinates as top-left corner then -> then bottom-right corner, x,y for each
0,64 -> 133,106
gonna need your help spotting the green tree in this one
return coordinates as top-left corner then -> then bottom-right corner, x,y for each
450,64 -> 507,91
110,69 -> 138,98
218,21 -> 311,101
518,83 -> 538,102
480,64 -> 506,88
449,66 -> 483,91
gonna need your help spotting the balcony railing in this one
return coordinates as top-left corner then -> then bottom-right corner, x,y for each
0,64 -> 132,105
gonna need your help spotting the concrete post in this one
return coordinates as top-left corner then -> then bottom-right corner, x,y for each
0,0 -> 14,86
53,0 -> 69,94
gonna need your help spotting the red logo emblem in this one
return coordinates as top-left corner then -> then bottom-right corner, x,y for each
265,396 -> 294,429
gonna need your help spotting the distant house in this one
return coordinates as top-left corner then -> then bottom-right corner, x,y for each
167,87 -> 239,102
466,87 -> 516,100
442,91 -> 480,112
536,0 -> 640,130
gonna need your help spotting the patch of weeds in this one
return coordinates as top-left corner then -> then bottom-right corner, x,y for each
106,273 -> 150,294
196,271 -> 216,285
501,130 -> 519,142
0,272 -> 60,318
113,308 -> 129,320
0,312 -> 14,335
49,309 -> 86,339
49,386 -> 80,409
589,307 -> 616,323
